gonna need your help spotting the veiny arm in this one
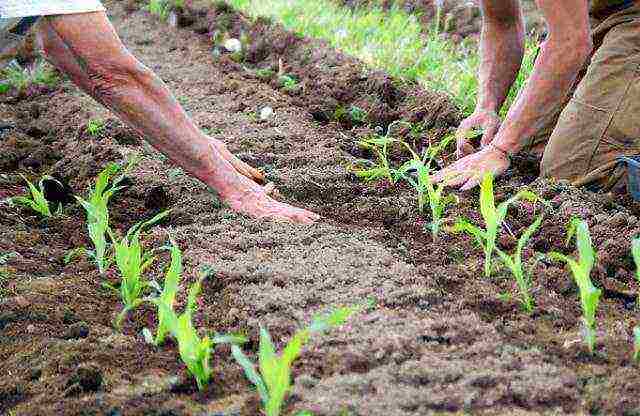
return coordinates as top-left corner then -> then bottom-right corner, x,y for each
35,12 -> 319,224
492,0 -> 592,154
435,0 -> 592,189
456,0 -> 525,155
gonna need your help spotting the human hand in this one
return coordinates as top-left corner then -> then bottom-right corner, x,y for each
207,137 -> 266,184
456,110 -> 501,158
432,145 -> 510,190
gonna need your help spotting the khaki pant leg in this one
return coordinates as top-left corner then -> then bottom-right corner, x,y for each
540,8 -> 640,187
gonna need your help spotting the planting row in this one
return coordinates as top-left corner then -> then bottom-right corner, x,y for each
4,161 -> 363,416
352,124 -> 640,357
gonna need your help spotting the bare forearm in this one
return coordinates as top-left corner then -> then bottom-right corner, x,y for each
476,3 -> 525,113
494,37 -> 591,153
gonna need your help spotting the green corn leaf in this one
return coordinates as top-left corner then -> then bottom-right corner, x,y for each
258,325 -> 279,394
632,238 -> 640,283
453,219 -> 486,249
308,305 -> 360,334
186,275 -> 205,317
231,345 -> 269,404
516,216 -> 543,263
479,173 -> 496,227
12,174 -> 54,217
550,219 -> 600,352
154,240 -> 182,344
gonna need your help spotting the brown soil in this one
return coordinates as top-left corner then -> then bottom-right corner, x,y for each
1,1 -> 640,415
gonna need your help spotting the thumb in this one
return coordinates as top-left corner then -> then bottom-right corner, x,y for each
480,120 -> 500,147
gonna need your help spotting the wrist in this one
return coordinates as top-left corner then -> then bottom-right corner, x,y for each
475,102 -> 499,117
487,142 -> 514,160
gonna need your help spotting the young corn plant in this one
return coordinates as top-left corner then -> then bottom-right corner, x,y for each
152,275 -> 241,390
76,165 -> 120,274
352,121 -> 415,183
109,210 -> 170,328
395,134 -> 457,240
231,306 -> 359,416
1,60 -> 58,93
143,238 -> 182,346
632,237 -> 640,307
75,161 -> 133,274
495,216 -> 543,313
11,174 -> 61,217
86,119 -> 106,137
550,218 -> 601,354
454,173 -> 538,277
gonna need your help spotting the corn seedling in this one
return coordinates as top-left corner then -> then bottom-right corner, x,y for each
109,210 -> 171,328
75,160 -> 136,274
454,174 -> 538,277
454,173 -> 538,278
152,275 -> 242,390
634,327 -> 640,362
632,237 -> 640,307
143,238 -> 182,346
231,306 -> 360,416
352,121 -> 415,183
86,119 -> 106,137
279,74 -> 299,91
495,216 -> 543,313
11,174 -> 61,217
395,135 -> 456,240
349,106 -> 367,124
1,60 -> 58,93
550,218 -> 601,353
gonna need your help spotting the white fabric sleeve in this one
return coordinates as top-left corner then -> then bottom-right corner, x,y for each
0,0 -> 106,18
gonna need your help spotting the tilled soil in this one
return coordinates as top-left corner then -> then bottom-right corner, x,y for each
1,1 -> 640,415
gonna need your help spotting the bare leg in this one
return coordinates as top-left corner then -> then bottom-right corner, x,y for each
36,12 -> 319,224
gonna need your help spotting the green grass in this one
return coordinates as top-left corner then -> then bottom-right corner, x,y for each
227,0 -> 537,116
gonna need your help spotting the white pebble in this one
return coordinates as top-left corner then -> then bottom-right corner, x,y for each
260,106 -> 274,120
223,38 -> 242,53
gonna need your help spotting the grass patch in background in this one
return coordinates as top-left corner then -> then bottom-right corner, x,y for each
227,0 -> 537,116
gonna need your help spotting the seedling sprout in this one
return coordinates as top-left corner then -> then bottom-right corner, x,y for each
143,238 -> 183,346
76,157 -> 139,274
151,275 -> 242,390
231,306 -> 360,416
495,216 -> 543,313
550,218 -> 601,354
11,174 -> 61,217
394,134 -> 457,239
109,210 -> 170,328
454,173 -> 538,277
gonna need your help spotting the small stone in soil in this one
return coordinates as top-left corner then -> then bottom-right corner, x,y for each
63,321 -> 90,340
66,363 -> 103,395
29,367 -> 42,381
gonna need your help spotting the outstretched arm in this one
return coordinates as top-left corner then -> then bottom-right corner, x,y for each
36,12 -> 318,224
456,0 -> 525,156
